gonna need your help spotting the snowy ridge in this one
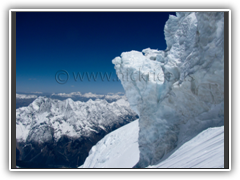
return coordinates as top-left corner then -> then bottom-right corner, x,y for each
80,120 -> 139,168
80,120 -> 223,168
112,12 -> 224,167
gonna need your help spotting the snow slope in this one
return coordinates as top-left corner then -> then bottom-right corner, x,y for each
112,12 -> 224,168
150,126 -> 224,168
80,120 -> 224,168
80,120 -> 139,168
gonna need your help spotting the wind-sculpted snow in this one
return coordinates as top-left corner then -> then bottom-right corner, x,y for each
80,120 -> 140,168
112,12 -> 224,168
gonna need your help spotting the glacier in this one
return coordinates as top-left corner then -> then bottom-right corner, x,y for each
112,12 -> 224,168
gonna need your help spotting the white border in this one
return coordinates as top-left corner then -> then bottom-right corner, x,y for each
9,9 -> 231,172
9,9 -> 12,172
228,9 -> 232,171
10,9 -> 230,11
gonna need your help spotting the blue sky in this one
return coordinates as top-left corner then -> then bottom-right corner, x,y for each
16,12 -> 176,94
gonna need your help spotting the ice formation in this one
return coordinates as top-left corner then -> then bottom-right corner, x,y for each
112,12 -> 224,168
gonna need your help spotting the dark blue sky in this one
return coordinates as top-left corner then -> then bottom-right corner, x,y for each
16,12 -> 176,94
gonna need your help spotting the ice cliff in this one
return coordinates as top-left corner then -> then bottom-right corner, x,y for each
112,12 -> 224,168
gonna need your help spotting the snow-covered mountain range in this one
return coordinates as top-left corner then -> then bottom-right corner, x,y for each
51,92 -> 126,102
112,12 -> 225,168
16,97 -> 138,168
16,92 -> 126,109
